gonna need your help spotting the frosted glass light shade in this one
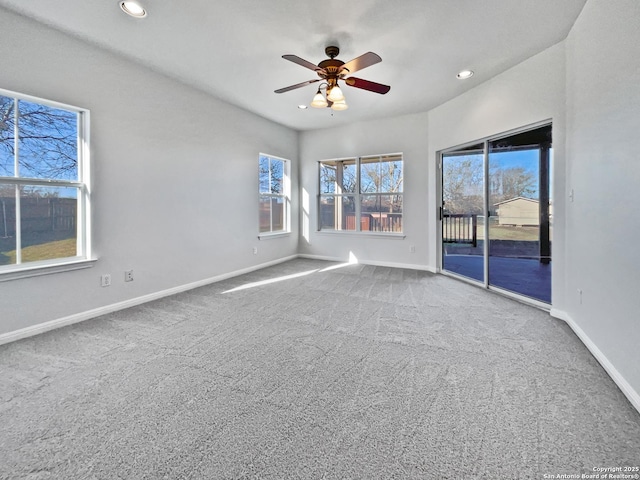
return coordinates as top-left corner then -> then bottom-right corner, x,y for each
327,85 -> 345,102
330,100 -> 348,111
310,91 -> 328,108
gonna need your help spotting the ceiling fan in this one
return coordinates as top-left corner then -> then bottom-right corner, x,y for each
274,46 -> 390,111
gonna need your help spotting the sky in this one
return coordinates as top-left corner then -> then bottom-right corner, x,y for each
444,148 -> 553,201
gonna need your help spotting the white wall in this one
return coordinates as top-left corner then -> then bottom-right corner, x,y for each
564,0 -> 640,399
299,112 -> 430,269
0,9 -> 298,336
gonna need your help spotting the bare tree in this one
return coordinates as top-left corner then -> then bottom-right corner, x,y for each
443,156 -> 538,214
320,160 -> 357,194
442,156 -> 484,214
360,158 -> 402,212
0,95 -> 77,180
490,166 -> 536,201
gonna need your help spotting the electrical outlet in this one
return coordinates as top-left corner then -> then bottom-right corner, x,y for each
410,245 -> 416,253
125,270 -> 134,282
101,274 -> 111,287
253,247 -> 258,255
577,288 -> 583,304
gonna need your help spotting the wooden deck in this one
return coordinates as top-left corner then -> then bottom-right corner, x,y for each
442,254 -> 551,303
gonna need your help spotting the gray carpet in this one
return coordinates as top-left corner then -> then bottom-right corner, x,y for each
1,258 -> 639,479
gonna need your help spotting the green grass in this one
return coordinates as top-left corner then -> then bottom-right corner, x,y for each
483,225 -> 541,241
472,220 -> 551,241
0,238 -> 77,265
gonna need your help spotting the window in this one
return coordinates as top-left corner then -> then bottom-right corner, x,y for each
319,153 -> 403,233
259,154 -> 290,234
0,89 -> 90,277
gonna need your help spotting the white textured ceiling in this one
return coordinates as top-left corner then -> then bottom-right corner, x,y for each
0,0 -> 586,131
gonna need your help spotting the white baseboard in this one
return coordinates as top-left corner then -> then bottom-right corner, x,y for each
0,255 -> 297,347
551,308 -> 640,414
297,253 -> 344,263
297,253 -> 435,272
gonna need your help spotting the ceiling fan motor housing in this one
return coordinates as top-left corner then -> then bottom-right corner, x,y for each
325,46 -> 340,58
318,59 -> 344,75
318,46 -> 346,82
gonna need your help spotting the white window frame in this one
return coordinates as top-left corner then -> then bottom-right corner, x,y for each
258,153 -> 290,238
318,153 -> 403,235
0,88 -> 93,282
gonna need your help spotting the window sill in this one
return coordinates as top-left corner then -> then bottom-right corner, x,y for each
258,231 -> 292,240
317,230 -> 406,240
0,258 -> 97,283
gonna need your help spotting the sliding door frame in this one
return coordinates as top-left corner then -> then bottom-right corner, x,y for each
437,119 -> 552,309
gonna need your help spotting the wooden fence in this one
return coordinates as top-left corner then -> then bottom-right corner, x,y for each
0,197 -> 76,237
345,213 -> 402,232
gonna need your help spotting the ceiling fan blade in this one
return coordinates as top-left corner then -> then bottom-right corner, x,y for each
282,54 -> 323,72
339,52 -> 382,75
274,79 -> 320,94
344,77 -> 390,94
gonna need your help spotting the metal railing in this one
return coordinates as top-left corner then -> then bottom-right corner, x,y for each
442,213 -> 477,247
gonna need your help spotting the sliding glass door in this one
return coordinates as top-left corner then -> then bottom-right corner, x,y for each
488,126 -> 552,302
441,144 -> 484,282
440,124 -> 552,304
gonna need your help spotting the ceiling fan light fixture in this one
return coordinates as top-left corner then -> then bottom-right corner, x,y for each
310,89 -> 328,108
327,84 -> 345,102
330,99 -> 348,111
456,69 -> 474,79
275,47 -> 390,112
120,1 -> 147,17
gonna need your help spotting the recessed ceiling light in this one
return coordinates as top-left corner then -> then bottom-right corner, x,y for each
457,70 -> 474,80
298,105 -> 308,109
120,1 -> 147,18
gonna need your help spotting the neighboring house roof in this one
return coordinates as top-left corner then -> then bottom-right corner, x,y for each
493,196 -> 539,206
